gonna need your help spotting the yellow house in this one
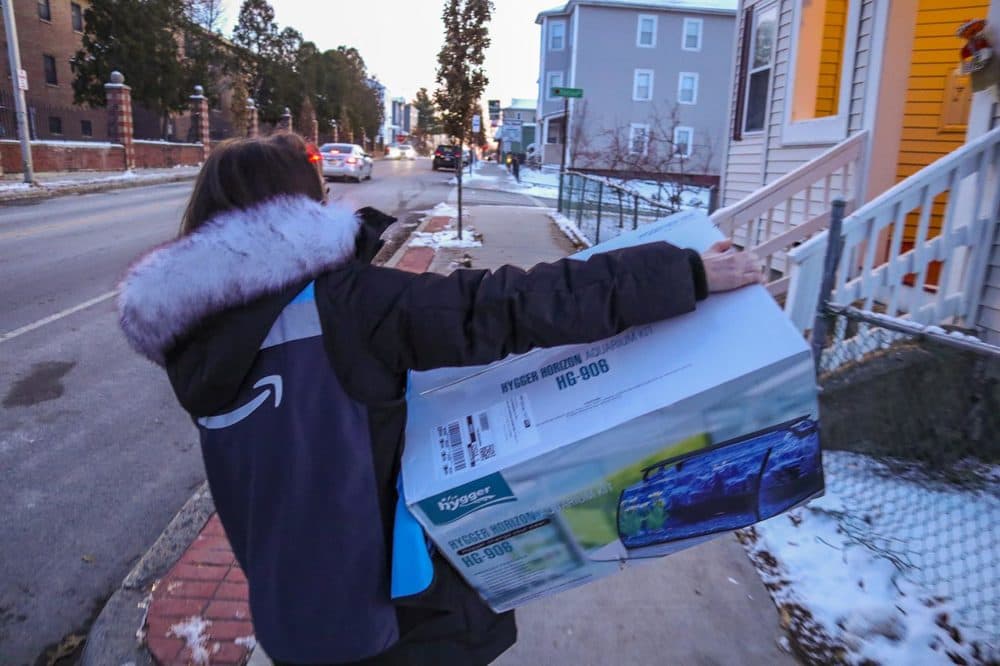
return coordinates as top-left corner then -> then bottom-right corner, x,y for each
713,0 -> 1000,347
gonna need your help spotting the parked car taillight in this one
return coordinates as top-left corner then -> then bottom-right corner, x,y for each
346,157 -> 358,164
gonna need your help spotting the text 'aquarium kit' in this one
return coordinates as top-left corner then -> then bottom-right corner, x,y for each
397,210 -> 824,612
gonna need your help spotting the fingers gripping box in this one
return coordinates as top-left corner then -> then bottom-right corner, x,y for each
401,210 -> 823,612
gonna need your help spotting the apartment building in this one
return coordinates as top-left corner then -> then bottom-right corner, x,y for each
535,0 -> 736,182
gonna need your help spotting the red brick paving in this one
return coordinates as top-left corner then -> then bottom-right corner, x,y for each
424,215 -> 451,232
395,246 -> 435,273
145,515 -> 252,666
146,236 -> 439,665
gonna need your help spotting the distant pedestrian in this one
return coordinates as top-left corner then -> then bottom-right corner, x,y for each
117,132 -> 760,666
511,153 -> 521,183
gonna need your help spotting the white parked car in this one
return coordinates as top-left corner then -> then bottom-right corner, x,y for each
398,144 -> 417,160
320,143 -> 373,182
385,145 -> 402,159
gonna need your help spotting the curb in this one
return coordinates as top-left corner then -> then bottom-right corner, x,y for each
81,483 -> 215,666
0,171 -> 198,204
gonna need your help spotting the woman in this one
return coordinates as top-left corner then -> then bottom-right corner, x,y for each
118,133 -> 759,665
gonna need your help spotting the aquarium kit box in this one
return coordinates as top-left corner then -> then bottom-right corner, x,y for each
400,209 -> 824,612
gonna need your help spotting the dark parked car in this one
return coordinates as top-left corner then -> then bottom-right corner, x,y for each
432,145 -> 469,171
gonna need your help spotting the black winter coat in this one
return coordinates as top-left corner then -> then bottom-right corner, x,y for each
118,196 -> 708,665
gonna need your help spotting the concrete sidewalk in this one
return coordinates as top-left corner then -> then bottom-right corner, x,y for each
90,202 -> 796,666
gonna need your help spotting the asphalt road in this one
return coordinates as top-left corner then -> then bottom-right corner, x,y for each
0,158 -> 534,665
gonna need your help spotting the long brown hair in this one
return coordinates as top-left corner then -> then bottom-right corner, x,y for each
179,132 -> 325,236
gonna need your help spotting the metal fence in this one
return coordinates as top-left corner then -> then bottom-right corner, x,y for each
0,88 -> 109,142
558,171 -> 711,245
810,201 -> 1000,644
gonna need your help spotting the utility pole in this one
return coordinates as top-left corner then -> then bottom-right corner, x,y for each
2,0 -> 34,183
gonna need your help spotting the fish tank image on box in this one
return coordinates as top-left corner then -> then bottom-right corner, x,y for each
616,417 -> 822,550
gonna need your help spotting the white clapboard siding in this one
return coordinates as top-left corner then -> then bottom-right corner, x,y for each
979,229 -> 1000,344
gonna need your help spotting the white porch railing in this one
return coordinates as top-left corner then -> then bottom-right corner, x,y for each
711,131 -> 869,299
784,126 -> 1000,336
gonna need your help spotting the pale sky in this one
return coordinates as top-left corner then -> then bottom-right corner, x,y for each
220,0 -> 560,107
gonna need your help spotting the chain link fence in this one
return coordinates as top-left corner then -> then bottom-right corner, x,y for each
811,203 -> 1000,646
557,171 -> 714,245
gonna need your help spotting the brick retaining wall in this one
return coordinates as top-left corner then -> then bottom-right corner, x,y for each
0,140 -> 204,173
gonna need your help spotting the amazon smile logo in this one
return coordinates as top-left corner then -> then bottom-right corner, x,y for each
197,375 -> 282,430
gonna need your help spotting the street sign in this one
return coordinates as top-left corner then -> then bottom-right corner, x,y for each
501,124 -> 523,144
488,99 -> 501,120
17,69 -> 28,91
551,87 -> 583,98
472,114 -> 481,133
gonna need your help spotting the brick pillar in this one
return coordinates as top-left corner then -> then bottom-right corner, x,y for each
306,108 -> 318,145
104,71 -> 135,170
190,85 -> 210,161
246,98 -> 259,138
279,107 -> 292,132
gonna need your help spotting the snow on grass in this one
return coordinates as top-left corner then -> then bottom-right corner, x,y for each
168,616 -> 212,665
742,450 -> 998,664
548,211 -> 592,248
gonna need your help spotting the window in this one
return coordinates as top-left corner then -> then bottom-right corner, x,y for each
549,20 -> 565,51
779,0 -> 859,143
633,69 -> 653,101
683,18 -> 703,51
637,15 -> 657,48
790,0 -> 847,123
81,119 -> 92,137
43,55 -> 57,85
678,72 -> 698,105
48,116 -> 62,135
71,2 -> 83,31
37,0 -> 51,21
629,123 -> 650,155
546,71 -> 564,100
740,6 -> 777,135
673,126 -> 693,157
546,119 -> 563,144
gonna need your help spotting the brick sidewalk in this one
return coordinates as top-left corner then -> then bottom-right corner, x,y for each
144,515 -> 252,665
142,217 -> 450,666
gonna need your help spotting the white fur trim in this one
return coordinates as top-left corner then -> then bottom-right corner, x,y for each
118,196 -> 361,365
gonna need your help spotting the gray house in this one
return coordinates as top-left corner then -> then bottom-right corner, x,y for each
535,0 -> 736,183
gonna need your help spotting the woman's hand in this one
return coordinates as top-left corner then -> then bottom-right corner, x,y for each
701,239 -> 763,293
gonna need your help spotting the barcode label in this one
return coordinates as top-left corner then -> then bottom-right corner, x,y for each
433,395 -> 539,479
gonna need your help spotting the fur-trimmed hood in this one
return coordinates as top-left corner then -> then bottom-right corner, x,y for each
118,196 -> 362,365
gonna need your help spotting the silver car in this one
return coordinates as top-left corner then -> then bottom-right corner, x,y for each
320,143 -> 373,182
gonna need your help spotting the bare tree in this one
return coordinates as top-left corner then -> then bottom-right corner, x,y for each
586,103 -> 715,213
185,0 -> 226,33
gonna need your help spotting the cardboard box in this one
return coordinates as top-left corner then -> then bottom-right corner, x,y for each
401,210 -> 823,612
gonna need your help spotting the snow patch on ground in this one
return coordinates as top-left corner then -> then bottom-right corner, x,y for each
409,228 -> 482,249
167,616 -> 212,665
419,202 -> 459,218
235,635 -> 257,650
548,211 -> 592,248
0,167 -> 200,194
743,450 -> 998,665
